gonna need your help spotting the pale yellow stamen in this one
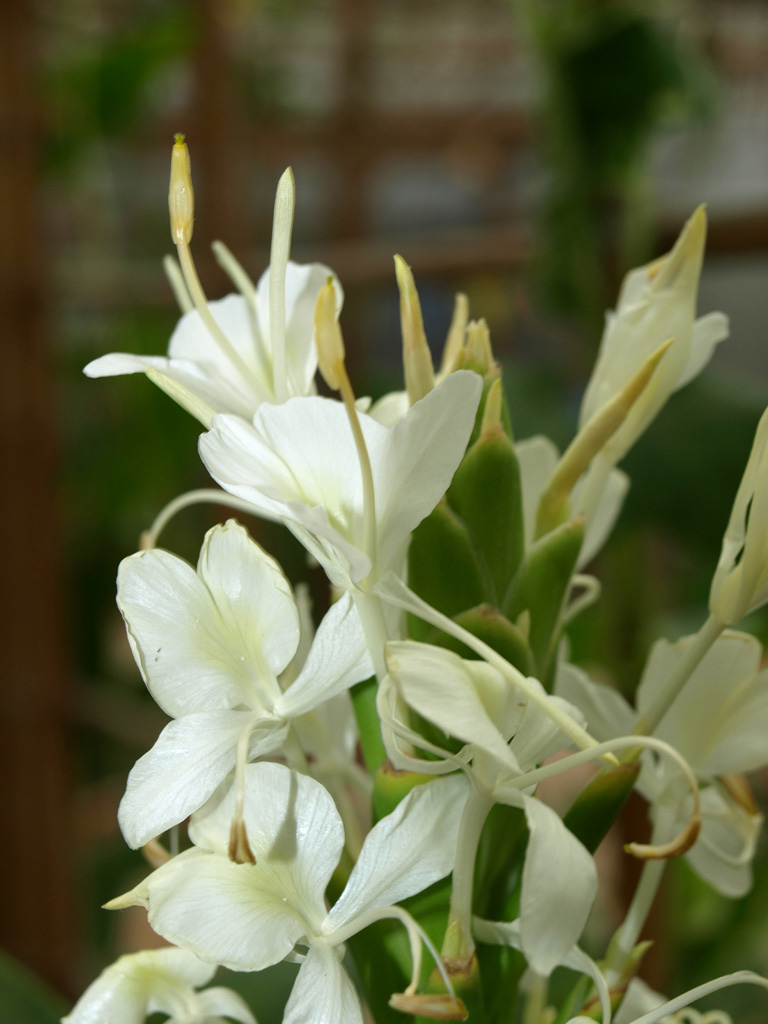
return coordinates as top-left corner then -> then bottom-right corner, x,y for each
314,281 -> 378,575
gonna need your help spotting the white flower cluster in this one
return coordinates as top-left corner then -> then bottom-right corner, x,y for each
67,138 -> 768,1024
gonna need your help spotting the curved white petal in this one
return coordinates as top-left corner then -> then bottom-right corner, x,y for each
675,310 -> 729,391
276,592 -> 372,719
682,786 -> 762,898
282,942 -> 363,1024
197,520 -> 300,681
326,773 -> 468,930
385,641 -> 518,772
118,710 -> 286,849
575,467 -> 630,567
510,687 -> 586,772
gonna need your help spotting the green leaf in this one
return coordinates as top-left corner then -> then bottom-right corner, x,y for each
0,950 -> 67,1024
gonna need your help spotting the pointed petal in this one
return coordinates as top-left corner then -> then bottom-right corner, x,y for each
124,847 -> 312,971
276,592 -> 372,719
376,371 -> 483,568
326,774 -> 467,930
385,642 -> 518,771
118,710 -> 285,849
282,943 -> 363,1024
197,520 -> 300,680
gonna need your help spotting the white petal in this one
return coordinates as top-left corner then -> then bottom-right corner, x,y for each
197,520 -> 300,680
84,353 -> 173,378
636,630 -> 763,772
190,762 -> 345,929
576,467 -> 629,567
675,310 -> 729,391
129,848 -> 313,971
117,548 -> 261,717
376,371 -> 483,568
683,786 -> 762,898
326,773 -> 468,930
282,943 -> 363,1024
517,795 -> 597,976
385,641 -> 518,772
514,435 -> 560,547
555,662 -> 636,742
118,710 -> 286,849
614,977 -> 667,1024
510,687 -> 586,772
195,986 -> 258,1024
277,592 -> 372,719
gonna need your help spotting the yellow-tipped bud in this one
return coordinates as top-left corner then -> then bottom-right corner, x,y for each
314,278 -> 345,391
441,292 -> 469,376
169,133 -> 194,246
394,254 -> 435,404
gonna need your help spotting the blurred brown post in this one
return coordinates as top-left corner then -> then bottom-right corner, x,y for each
0,1 -> 76,994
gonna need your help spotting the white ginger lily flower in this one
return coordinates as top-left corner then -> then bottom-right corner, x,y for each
108,763 -> 467,1024
379,641 -> 598,976
557,630 -> 768,896
198,370 -> 483,590
84,263 -> 342,425
709,406 -> 768,625
116,519 -> 372,849
62,946 -> 255,1024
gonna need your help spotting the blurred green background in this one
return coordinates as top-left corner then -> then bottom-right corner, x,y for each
3,0 -> 768,1020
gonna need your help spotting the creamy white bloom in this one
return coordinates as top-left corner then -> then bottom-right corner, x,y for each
379,641 -> 598,975
557,630 -> 768,896
116,520 -> 372,848
62,946 -> 255,1024
198,370 -> 483,589
85,264 -> 342,425
109,763 -> 466,1024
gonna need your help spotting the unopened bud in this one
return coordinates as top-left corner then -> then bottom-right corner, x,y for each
394,254 -> 435,404
169,133 -> 194,245
441,292 -> 469,376
314,278 -> 345,391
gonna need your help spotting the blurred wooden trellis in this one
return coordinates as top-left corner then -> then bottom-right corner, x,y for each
4,0 -> 768,1000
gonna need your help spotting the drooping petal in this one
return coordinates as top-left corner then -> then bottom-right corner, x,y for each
197,520 -> 300,682
190,763 -> 345,929
385,641 -> 519,772
118,710 -> 286,849
325,773 -> 467,930
276,592 -> 372,719
681,785 -> 762,898
281,942 -> 363,1024
376,370 -> 483,570
499,793 -> 597,976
